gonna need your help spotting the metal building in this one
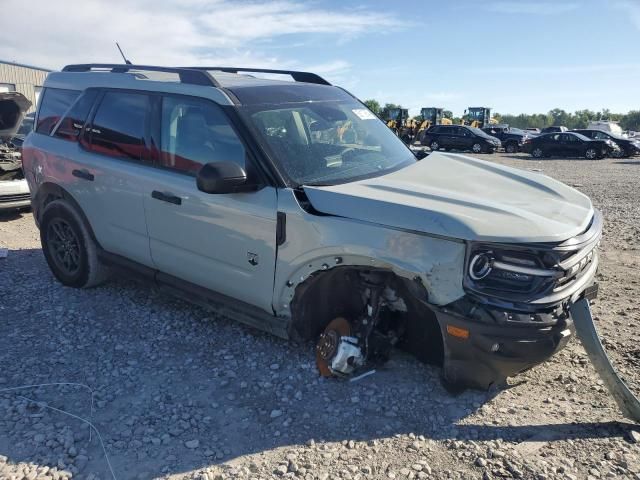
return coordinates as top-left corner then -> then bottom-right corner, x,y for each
0,60 -> 51,112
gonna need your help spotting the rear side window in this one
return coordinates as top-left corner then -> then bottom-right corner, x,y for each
53,90 -> 99,142
36,88 -> 79,134
88,91 -> 149,161
159,95 -> 246,175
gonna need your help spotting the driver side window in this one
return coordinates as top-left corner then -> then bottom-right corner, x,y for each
160,96 -> 245,175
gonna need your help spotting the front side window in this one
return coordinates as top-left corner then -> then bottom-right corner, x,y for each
592,131 -> 608,140
242,101 -> 415,186
160,96 -> 245,175
88,91 -> 149,160
36,88 -> 79,135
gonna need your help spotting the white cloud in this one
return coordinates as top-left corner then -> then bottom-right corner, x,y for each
486,1 -> 579,14
0,0 -> 400,73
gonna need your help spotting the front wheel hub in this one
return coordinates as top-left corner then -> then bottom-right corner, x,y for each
316,317 -> 364,377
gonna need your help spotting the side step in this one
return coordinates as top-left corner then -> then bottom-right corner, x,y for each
570,298 -> 640,423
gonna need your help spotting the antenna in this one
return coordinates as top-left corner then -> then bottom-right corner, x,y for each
115,42 -> 132,65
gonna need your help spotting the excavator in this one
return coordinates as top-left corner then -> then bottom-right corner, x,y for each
380,107 -> 415,144
461,107 -> 497,128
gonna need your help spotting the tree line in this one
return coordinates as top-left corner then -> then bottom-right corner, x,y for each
363,99 -> 640,132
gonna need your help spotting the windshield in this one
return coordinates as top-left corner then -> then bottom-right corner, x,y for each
242,101 -> 416,186
469,127 -> 493,138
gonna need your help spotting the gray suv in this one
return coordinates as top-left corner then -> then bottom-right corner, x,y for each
23,64 -> 601,389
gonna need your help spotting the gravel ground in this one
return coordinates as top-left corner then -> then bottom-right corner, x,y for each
0,152 -> 639,480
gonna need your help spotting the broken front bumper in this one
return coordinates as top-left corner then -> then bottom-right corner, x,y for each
435,304 -> 575,389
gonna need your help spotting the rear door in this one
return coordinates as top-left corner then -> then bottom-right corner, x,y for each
36,88 -> 156,267
76,90 -> 156,266
142,94 -> 278,312
545,133 -> 562,156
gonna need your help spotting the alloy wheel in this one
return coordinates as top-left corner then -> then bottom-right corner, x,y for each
430,141 -> 439,151
47,218 -> 81,275
532,147 -> 543,158
585,148 -> 597,160
472,143 -> 482,153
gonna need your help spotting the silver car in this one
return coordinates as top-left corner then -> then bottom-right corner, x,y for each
0,92 -> 32,211
22,64 -> 601,389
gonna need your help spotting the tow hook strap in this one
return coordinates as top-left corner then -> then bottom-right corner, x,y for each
570,298 -> 640,423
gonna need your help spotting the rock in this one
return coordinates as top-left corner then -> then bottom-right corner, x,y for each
274,464 -> 288,476
185,439 -> 200,449
270,409 -> 283,419
628,430 -> 640,443
476,457 -> 488,467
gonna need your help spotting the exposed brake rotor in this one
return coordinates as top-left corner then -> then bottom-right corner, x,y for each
316,317 -> 352,377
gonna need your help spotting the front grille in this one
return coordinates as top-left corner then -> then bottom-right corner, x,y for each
0,193 -> 30,203
465,210 -> 602,309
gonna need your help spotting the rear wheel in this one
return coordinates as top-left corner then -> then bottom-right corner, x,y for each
505,142 -> 518,154
585,147 -> 598,160
472,143 -> 483,153
40,199 -> 109,288
430,140 -> 440,151
532,147 -> 544,158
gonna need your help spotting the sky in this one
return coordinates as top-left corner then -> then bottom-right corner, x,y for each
1,0 -> 639,116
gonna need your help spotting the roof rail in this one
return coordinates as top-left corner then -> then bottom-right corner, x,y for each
185,67 -> 331,86
61,64 -> 220,87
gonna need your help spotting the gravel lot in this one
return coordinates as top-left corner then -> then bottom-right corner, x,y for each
1,152 -> 639,480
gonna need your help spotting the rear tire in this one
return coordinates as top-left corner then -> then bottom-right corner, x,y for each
505,143 -> 517,154
472,143 -> 483,153
585,147 -> 598,160
430,140 -> 440,151
40,199 -> 109,288
532,147 -> 544,158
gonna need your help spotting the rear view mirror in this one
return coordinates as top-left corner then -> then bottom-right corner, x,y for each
196,161 -> 248,194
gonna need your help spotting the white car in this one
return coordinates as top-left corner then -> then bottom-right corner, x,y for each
0,92 -> 32,211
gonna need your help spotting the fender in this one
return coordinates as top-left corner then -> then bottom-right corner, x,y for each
273,189 -> 466,317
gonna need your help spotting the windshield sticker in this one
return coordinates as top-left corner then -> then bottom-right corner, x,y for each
352,109 -> 377,120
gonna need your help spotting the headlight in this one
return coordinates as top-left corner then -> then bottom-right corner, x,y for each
465,244 -> 559,297
469,252 -> 493,280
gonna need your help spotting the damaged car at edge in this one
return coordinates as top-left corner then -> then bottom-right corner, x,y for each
0,92 -> 32,211
23,64 -> 601,391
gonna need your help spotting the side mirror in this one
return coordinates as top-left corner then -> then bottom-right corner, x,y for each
414,149 -> 428,160
196,161 -> 249,194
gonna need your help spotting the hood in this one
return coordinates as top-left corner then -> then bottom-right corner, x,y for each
0,92 -> 32,141
303,152 -> 594,244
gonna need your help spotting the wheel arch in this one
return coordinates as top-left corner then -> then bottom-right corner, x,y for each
287,264 -> 445,366
33,182 -> 100,247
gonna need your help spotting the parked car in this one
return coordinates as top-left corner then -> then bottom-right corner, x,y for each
9,112 -> 35,150
422,124 -> 501,153
541,126 -> 568,134
23,64 -> 601,390
0,92 -> 32,211
572,129 -> 640,158
481,125 -> 529,153
526,132 -> 617,159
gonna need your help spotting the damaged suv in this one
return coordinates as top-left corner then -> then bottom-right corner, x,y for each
0,92 -> 32,211
23,65 -> 601,389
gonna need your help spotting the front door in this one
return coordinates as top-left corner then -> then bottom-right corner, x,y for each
143,94 -> 278,312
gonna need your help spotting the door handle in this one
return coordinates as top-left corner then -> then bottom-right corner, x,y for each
151,190 -> 182,205
72,169 -> 94,181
